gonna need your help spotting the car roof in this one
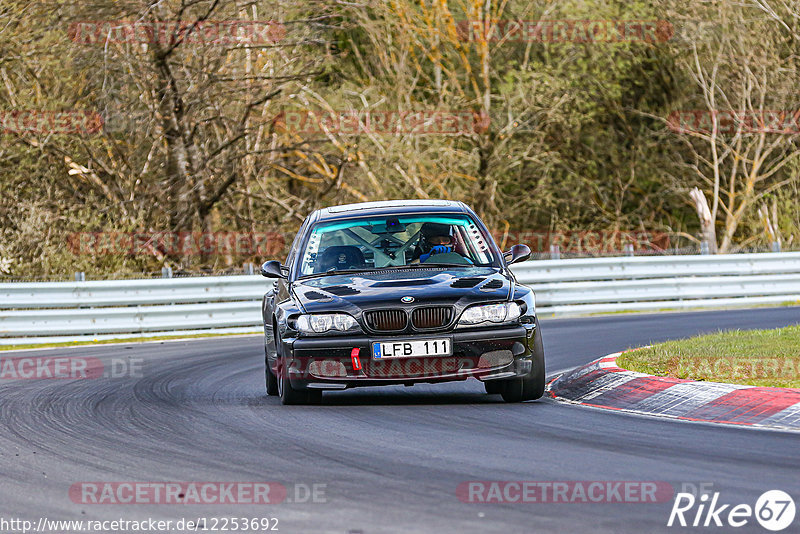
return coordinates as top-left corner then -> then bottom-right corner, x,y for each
314,199 -> 468,221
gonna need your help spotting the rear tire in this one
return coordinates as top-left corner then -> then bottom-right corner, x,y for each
500,318 -> 546,403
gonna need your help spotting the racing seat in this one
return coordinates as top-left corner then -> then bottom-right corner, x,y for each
314,245 -> 367,273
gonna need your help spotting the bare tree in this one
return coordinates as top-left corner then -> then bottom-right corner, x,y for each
664,2 -> 800,252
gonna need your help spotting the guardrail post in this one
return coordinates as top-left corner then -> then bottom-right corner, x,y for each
549,244 -> 561,260
700,241 -> 710,255
244,262 -> 254,275
74,271 -> 85,281
772,241 -> 781,253
624,244 -> 634,257
161,266 -> 173,278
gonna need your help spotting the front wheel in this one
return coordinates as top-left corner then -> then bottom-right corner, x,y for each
265,339 -> 279,396
500,318 -> 546,403
277,361 -> 321,405
484,381 -> 503,395
499,366 -> 545,402
265,364 -> 278,396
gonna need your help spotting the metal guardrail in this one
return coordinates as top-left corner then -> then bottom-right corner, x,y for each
0,276 -> 261,308
1,252 -> 799,345
514,253 -> 800,315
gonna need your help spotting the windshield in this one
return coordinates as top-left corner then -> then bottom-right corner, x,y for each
297,214 -> 499,277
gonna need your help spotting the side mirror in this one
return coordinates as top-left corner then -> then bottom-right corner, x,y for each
504,244 -> 531,265
260,260 -> 287,279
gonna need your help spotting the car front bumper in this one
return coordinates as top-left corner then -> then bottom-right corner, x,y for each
279,323 -> 538,390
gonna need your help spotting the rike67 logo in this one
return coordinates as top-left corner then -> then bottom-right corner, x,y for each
668,488 -> 796,531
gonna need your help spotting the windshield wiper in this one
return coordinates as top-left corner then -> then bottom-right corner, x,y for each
382,263 -> 433,269
414,263 -> 476,267
380,263 -> 476,269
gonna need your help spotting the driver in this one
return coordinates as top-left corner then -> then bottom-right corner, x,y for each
412,222 -> 472,264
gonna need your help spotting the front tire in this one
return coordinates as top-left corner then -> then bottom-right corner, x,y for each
500,361 -> 545,403
500,318 -> 546,403
277,361 -> 321,405
484,381 -> 503,395
265,364 -> 278,396
265,336 -> 278,396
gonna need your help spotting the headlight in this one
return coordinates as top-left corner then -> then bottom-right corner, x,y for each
458,302 -> 521,326
296,313 -> 359,334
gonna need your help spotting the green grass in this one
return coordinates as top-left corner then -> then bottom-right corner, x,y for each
617,325 -> 800,388
0,331 -> 261,351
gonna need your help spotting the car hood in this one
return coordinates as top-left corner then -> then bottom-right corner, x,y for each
292,267 -> 511,314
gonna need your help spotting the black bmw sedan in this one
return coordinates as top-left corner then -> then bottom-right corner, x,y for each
260,200 -> 545,405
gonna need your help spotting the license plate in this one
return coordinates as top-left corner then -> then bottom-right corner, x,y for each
372,338 -> 451,359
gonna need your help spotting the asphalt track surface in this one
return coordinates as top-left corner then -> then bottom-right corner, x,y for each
1,307 -> 799,534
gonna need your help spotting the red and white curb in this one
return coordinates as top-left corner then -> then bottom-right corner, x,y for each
547,352 -> 800,432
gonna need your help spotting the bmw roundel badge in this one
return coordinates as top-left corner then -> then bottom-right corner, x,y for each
401,296 -> 414,303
